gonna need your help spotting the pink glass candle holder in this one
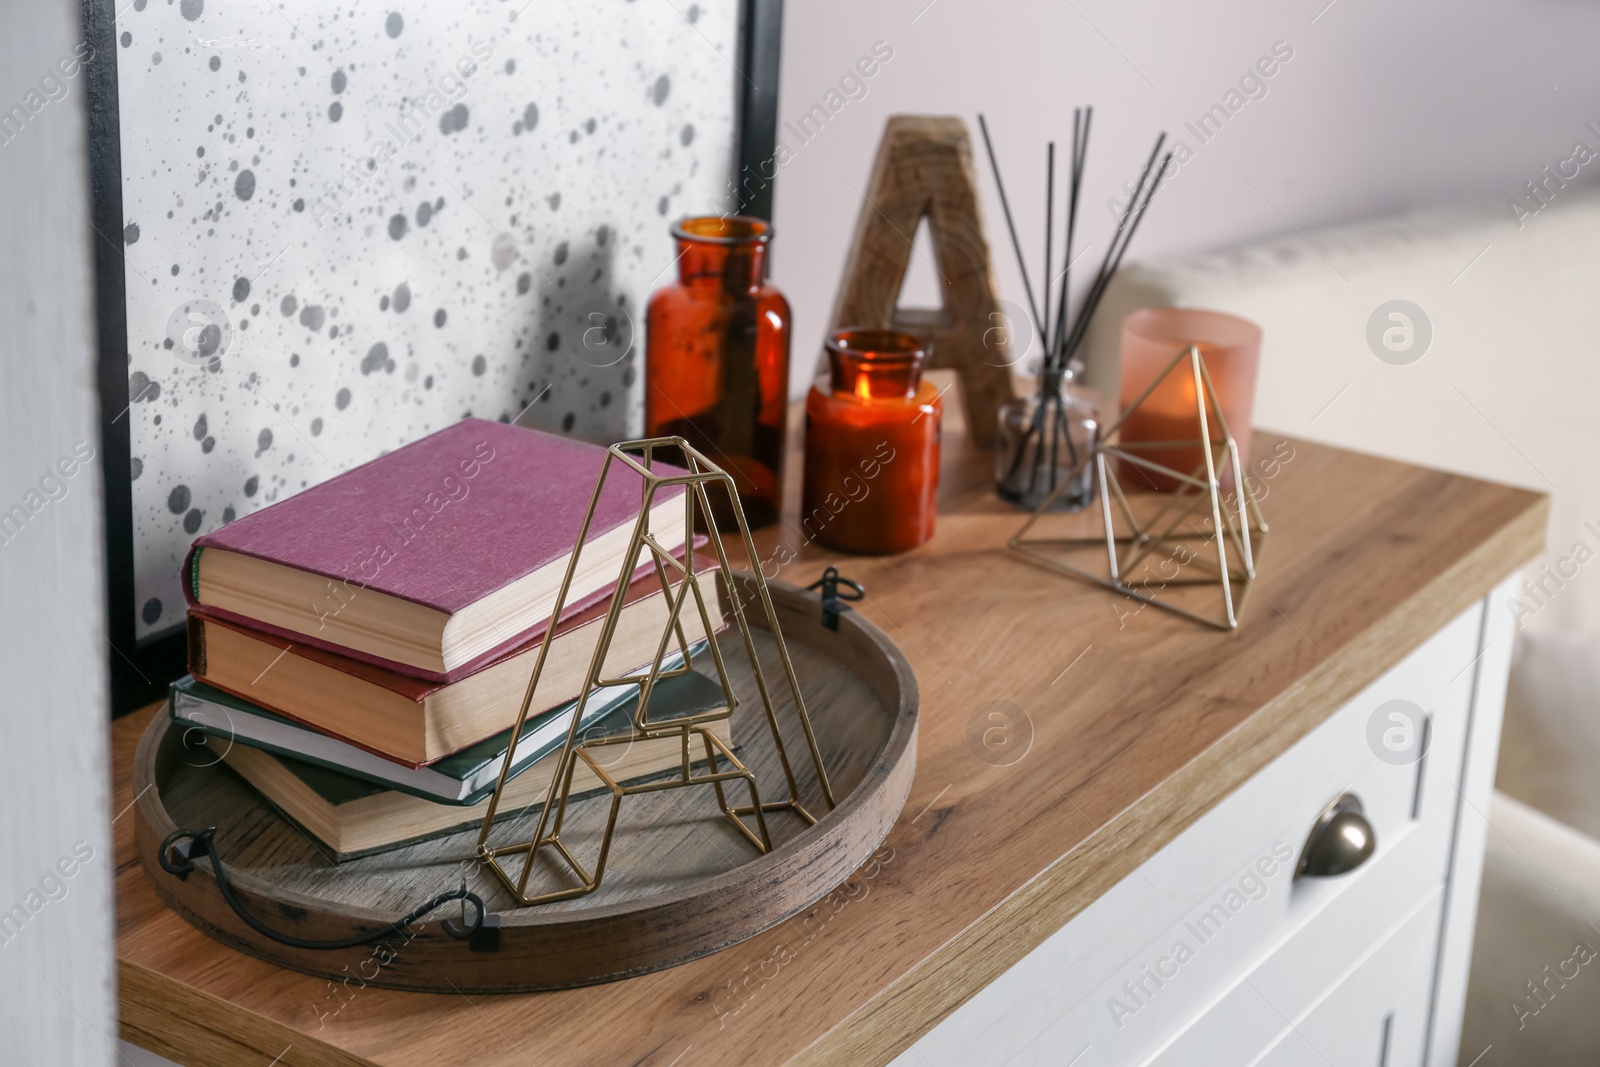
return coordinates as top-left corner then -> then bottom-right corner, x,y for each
1117,308 -> 1261,493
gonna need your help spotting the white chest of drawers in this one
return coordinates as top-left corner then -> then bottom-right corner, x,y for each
111,436 -> 1547,1067
896,577 -> 1517,1067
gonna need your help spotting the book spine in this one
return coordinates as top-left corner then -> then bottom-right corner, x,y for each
180,543 -> 203,608
187,613 -> 207,676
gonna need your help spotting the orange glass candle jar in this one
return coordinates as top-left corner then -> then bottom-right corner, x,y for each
802,328 -> 941,554
645,216 -> 789,530
1117,307 -> 1261,492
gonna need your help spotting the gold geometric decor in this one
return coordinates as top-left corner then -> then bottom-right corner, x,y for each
476,437 -> 836,907
1009,345 -> 1268,630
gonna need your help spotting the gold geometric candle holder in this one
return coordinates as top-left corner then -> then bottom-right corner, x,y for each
1009,344 -> 1268,630
476,437 -> 835,907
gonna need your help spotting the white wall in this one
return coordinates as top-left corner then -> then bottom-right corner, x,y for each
770,0 -> 1600,396
0,0 -> 116,1063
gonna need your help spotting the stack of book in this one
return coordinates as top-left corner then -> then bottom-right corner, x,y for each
170,419 -> 729,860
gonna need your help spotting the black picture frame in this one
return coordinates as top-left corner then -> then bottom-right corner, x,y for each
85,0 -> 785,715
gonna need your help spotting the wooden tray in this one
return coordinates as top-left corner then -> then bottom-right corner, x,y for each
132,574 -> 917,993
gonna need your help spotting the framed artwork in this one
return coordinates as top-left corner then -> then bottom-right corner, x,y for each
85,0 -> 783,713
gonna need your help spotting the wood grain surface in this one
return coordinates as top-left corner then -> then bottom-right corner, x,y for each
115,422 -> 1547,1067
130,575 -> 918,992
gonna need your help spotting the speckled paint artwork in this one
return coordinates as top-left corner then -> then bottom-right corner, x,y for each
115,0 -> 737,638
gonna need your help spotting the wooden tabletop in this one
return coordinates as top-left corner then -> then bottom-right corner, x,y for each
114,400 -> 1546,1067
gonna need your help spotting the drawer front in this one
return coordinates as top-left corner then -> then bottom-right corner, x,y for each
896,598 -> 1486,1067
1249,890 -> 1442,1067
1146,887 -> 1443,1065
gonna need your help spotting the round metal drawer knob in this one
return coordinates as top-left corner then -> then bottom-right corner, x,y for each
1295,792 -> 1376,880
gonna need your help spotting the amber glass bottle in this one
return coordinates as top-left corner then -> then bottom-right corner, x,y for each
645,216 -> 789,530
802,328 -> 941,554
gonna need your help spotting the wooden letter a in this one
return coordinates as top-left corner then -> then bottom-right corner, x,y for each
827,115 -> 1013,446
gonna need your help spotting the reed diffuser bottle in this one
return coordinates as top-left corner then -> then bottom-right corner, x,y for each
996,361 -> 1099,510
645,216 -> 788,530
978,108 -> 1171,512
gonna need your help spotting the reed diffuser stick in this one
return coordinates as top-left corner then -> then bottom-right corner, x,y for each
1043,141 -> 1055,348
1050,107 -> 1089,364
976,114 -> 1045,342
1052,111 -> 1089,473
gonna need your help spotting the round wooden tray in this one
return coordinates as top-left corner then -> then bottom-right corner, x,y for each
133,574 -> 918,992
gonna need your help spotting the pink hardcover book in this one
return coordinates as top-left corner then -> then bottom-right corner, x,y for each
183,419 -> 689,680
